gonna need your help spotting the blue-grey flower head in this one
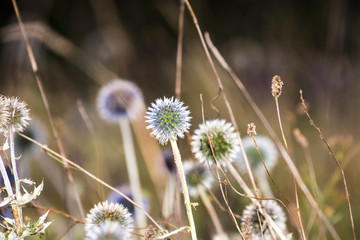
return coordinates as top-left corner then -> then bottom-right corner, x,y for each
183,160 -> 213,198
3,96 -> 31,134
0,95 -> 9,131
145,97 -> 191,145
85,220 -> 131,240
97,79 -> 144,123
85,201 -> 133,235
236,135 -> 278,174
241,200 -> 288,240
191,119 -> 239,167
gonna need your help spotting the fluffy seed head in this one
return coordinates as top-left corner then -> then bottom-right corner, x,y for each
3,96 -> 31,134
191,119 -> 239,167
271,75 -> 283,98
145,97 -> 191,145
97,79 -> 144,123
0,95 -> 9,131
183,160 -> 213,198
85,220 -> 131,240
85,201 -> 133,234
241,200 -> 288,240
236,135 -> 278,174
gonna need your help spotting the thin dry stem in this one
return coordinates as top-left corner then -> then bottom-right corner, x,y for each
300,90 -> 356,240
294,178 -> 307,240
275,98 -> 288,151
10,0 -> 85,219
175,0 -> 185,100
30,202 -> 84,224
205,34 -> 340,240
77,100 -> 104,201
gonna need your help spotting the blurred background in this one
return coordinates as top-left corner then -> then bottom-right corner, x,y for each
0,0 -> 359,239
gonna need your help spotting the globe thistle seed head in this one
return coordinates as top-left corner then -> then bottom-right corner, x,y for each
145,97 -> 191,145
97,79 -> 144,123
183,160 -> 213,198
85,220 -> 131,240
107,185 -> 149,218
0,95 -> 9,131
3,96 -> 31,134
241,200 -> 288,240
85,201 -> 133,234
236,135 -> 278,175
191,119 -> 239,167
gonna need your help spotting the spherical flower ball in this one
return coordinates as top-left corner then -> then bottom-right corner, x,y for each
0,95 -> 9,131
85,201 -> 133,235
236,135 -> 278,174
3,96 -> 31,134
97,79 -> 144,123
146,97 -> 191,145
241,200 -> 288,240
85,220 -> 131,240
191,119 -> 239,167
183,160 -> 213,198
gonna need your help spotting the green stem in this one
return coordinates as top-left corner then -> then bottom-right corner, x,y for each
170,139 -> 197,240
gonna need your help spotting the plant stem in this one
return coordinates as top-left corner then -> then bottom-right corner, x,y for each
9,129 -> 23,234
119,118 -> 147,229
198,185 -> 227,238
170,139 -> 197,240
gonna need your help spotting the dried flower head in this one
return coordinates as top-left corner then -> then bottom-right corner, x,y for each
85,201 -> 133,235
97,79 -> 144,123
85,220 -> 131,240
191,119 -> 239,167
183,160 -> 213,198
236,135 -> 278,174
241,200 -> 288,240
146,97 -> 191,145
3,96 -> 31,134
0,95 -> 9,130
247,123 -> 256,136
271,75 -> 283,98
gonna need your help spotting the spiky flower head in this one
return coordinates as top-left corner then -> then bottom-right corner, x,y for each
85,220 -> 131,240
145,97 -> 191,145
3,96 -> 31,134
183,160 -> 213,198
236,135 -> 278,174
271,75 -> 283,98
85,201 -> 133,235
0,95 -> 9,131
241,200 -> 288,240
97,79 -> 144,123
191,119 -> 239,167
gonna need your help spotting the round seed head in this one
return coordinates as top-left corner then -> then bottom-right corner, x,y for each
271,75 -> 283,98
85,220 -> 131,240
97,79 -> 144,123
0,95 -> 9,131
183,160 -> 213,198
241,200 -> 288,240
236,135 -> 278,174
85,201 -> 133,234
3,96 -> 31,134
145,97 -> 191,145
191,119 -> 239,167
